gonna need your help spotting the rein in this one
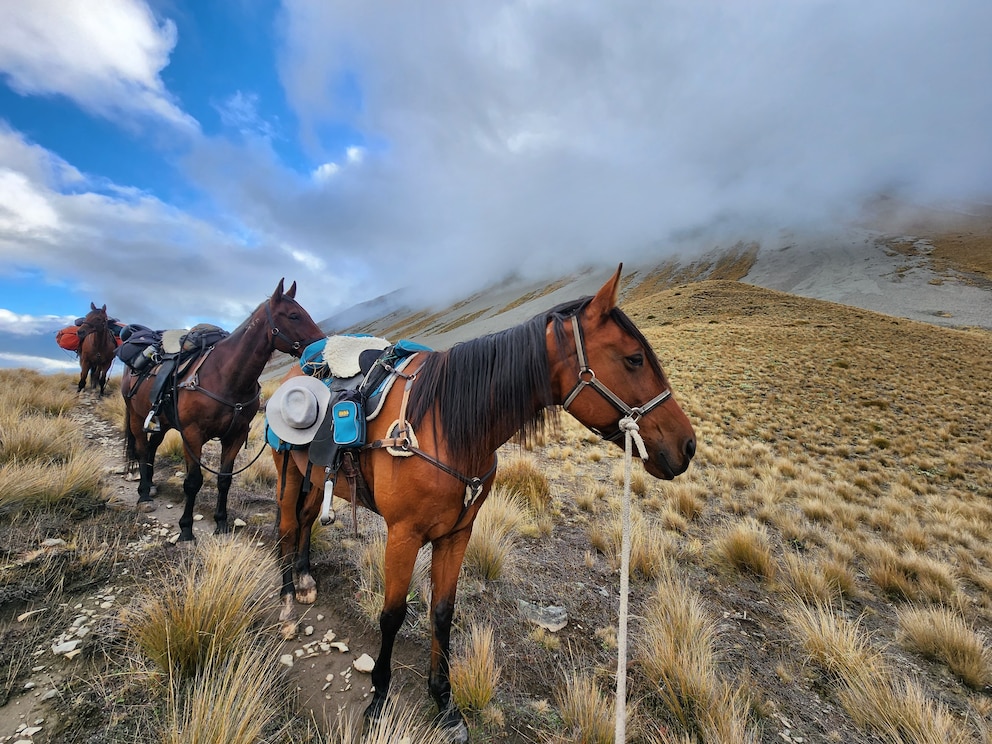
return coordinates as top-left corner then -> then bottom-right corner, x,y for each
561,313 -> 671,449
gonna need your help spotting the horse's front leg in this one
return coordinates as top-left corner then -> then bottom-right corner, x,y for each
365,526 -> 422,726
273,449 -> 318,637
213,431 -> 247,535
427,529 -> 473,743
294,465 -> 328,606
77,365 -> 87,393
178,441 -> 205,542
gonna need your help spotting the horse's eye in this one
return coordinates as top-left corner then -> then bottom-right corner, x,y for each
289,313 -> 300,321
625,353 -> 644,369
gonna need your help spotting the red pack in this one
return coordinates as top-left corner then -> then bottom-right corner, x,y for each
56,325 -> 80,352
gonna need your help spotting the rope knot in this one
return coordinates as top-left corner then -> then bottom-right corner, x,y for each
619,416 -> 648,460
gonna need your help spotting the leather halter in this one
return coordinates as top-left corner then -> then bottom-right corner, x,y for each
561,313 -> 671,444
265,298 -> 307,356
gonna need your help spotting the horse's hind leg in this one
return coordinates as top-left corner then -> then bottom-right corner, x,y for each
135,429 -> 164,504
77,366 -> 87,393
426,530 -> 473,743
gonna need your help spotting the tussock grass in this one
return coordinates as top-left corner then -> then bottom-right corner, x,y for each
0,410 -> 85,464
553,672 -> 615,744
709,518 -> 776,580
323,696 -> 450,744
163,637 -> 287,744
635,566 -> 756,741
896,606 -> 992,689
450,623 -> 501,712
0,370 -> 79,416
494,455 -> 551,512
463,486 -> 532,581
0,448 -> 104,515
124,537 -> 277,680
589,504 -> 673,579
786,600 -> 968,743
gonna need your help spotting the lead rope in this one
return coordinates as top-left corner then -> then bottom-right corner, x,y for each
615,414 -> 648,743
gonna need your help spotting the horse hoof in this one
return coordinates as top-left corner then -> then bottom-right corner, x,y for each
178,531 -> 196,543
296,586 -> 317,605
434,706 -> 469,744
213,522 -> 230,536
280,619 -> 298,640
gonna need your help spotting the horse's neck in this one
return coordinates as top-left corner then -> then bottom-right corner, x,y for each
212,312 -> 272,392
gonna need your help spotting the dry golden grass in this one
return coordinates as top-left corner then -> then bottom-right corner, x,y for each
635,566 -> 756,742
450,623 -> 501,712
163,637 -> 287,744
553,671 -> 615,744
323,696 -> 451,744
494,454 -> 551,512
123,537 -> 278,680
896,606 -> 992,690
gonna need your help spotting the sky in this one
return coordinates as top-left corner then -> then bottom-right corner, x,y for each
1,0 -> 990,372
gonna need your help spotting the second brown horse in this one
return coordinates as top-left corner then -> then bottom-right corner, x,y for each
123,279 -> 323,541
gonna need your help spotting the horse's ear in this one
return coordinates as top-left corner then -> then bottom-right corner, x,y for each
101,304 -> 106,312
91,302 -> 97,311
274,278 -> 286,299
286,281 -> 297,299
587,263 -> 623,319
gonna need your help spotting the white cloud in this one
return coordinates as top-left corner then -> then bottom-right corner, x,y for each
0,308 -> 75,335
0,352 -> 77,372
275,0 -> 992,298
215,91 -> 278,140
312,161 -> 340,182
0,0 -> 196,130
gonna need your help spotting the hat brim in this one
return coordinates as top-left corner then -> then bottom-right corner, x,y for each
266,375 -> 331,445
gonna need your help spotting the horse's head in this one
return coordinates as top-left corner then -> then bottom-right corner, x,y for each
548,264 -> 696,479
82,303 -> 108,331
265,278 -> 325,357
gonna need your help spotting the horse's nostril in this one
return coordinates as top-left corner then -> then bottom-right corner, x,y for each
685,438 -> 696,460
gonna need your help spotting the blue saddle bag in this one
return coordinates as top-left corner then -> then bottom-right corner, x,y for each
331,391 -> 365,446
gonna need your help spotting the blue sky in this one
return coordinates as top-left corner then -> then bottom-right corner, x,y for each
1,0 -> 991,372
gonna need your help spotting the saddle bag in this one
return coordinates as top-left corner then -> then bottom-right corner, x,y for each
331,389 -> 366,446
56,326 -> 80,352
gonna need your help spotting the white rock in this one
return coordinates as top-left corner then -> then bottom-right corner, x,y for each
353,654 -> 375,673
304,626 -> 314,636
23,727 -> 43,736
233,518 -> 247,528
279,654 -> 294,668
51,639 -> 80,655
41,538 -> 66,548
193,514 -> 204,521
329,641 -> 349,653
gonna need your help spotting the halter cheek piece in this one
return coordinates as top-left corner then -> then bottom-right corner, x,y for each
560,314 -> 671,447
265,300 -> 306,355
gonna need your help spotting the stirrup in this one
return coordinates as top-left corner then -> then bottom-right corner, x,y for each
143,411 -> 161,433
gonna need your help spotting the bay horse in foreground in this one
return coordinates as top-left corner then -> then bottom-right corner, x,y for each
122,279 -> 323,541
77,303 -> 116,395
272,265 -> 696,741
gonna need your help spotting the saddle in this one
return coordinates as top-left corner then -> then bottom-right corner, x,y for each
119,324 -> 230,429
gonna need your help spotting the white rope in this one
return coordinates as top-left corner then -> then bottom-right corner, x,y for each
614,415 -> 647,742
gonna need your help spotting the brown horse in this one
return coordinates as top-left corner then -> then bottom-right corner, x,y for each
122,279 -> 323,541
77,302 -> 116,395
272,265 -> 696,741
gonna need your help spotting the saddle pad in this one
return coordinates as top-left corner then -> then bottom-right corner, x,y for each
160,329 -> 188,355
302,334 -> 390,379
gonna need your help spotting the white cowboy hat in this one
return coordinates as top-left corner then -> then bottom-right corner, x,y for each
266,376 -> 331,445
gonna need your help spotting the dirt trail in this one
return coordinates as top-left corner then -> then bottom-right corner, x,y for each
58,389 -> 427,736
